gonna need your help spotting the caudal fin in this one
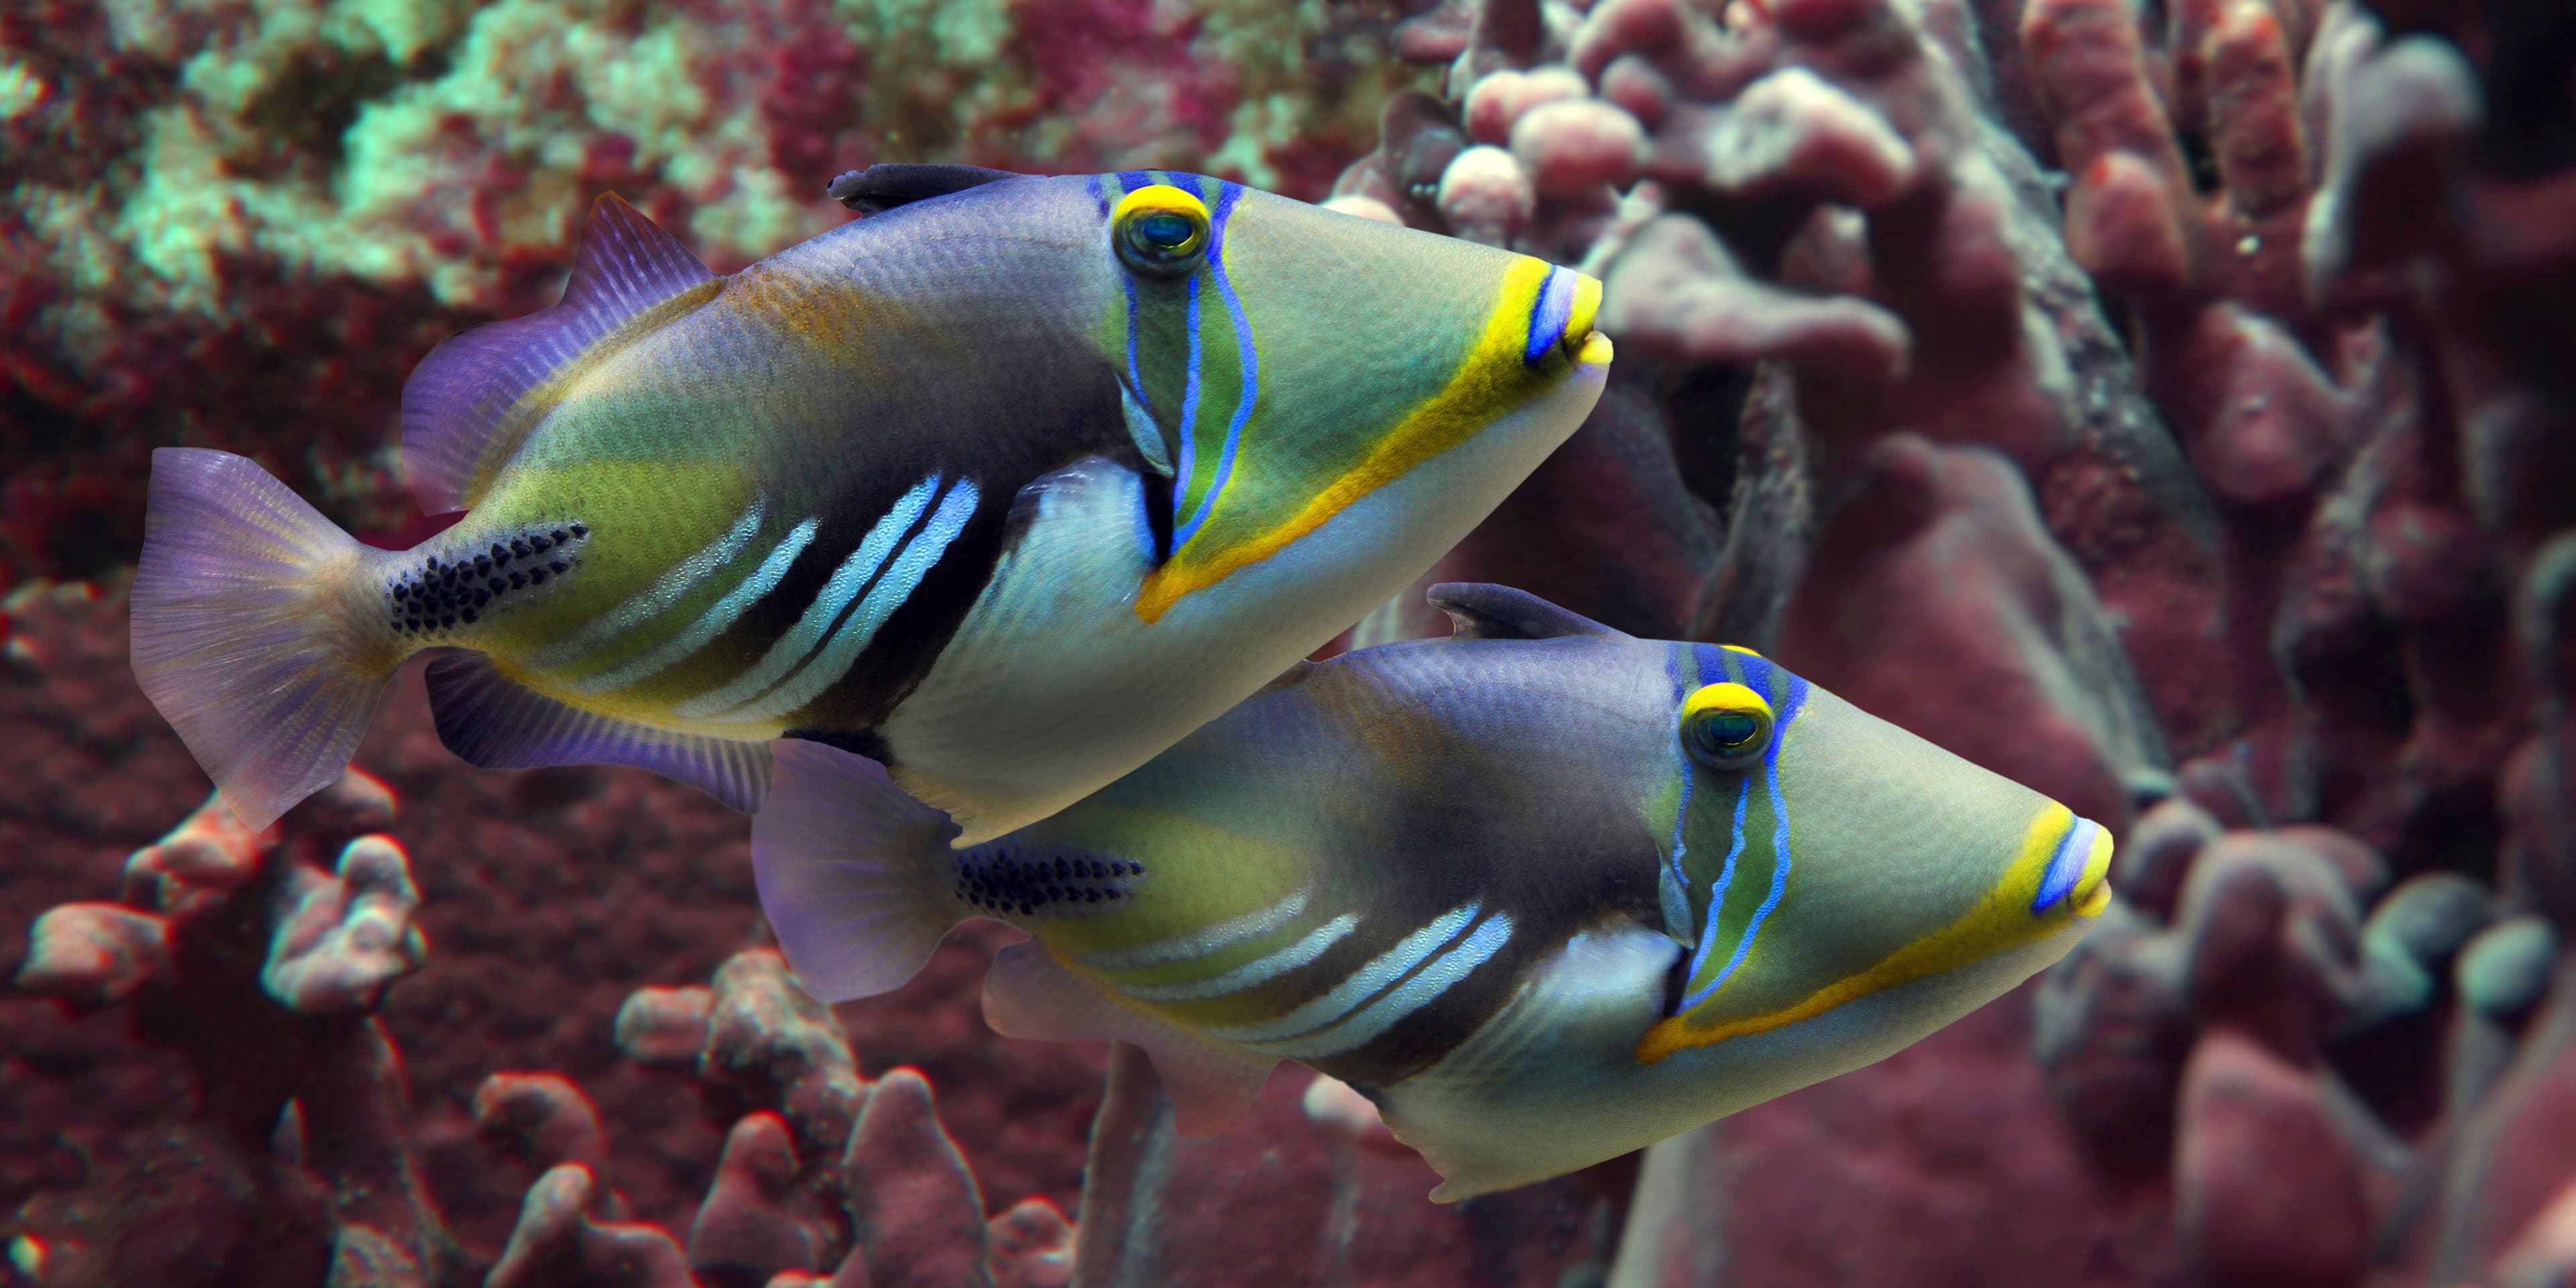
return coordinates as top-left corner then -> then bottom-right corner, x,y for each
753,739 -> 965,1002
131,448 -> 402,831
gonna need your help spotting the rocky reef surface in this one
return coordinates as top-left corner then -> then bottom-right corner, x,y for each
7,0 -> 2576,1283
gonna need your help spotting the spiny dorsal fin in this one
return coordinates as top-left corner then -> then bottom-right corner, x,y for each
400,193 -> 718,513
827,164 -> 1017,214
1426,583 -> 1625,641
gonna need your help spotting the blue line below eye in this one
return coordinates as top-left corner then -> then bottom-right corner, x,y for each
1680,673 -> 1808,1012
1173,183 -> 1252,549
1123,274 -> 1150,421
1523,266 -> 1576,366
1171,272 -> 1204,521
1680,777 -> 1754,1010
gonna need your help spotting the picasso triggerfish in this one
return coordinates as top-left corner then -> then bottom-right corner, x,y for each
753,584 -> 2114,1199
131,167 -> 1611,835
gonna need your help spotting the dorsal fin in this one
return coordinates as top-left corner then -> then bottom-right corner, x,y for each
400,193 -> 718,513
1426,583 -> 1625,641
826,164 -> 1017,214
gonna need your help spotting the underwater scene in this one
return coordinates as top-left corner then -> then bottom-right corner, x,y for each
4,0 -> 2574,1283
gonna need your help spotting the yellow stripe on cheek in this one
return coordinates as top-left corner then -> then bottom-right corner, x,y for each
1131,256 -> 1560,623
1634,802 -> 2088,1065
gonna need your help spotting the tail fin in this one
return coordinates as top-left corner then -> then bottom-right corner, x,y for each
753,739 -> 965,1002
131,449 -> 403,831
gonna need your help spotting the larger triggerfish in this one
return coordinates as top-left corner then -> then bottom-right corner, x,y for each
753,584 -> 2115,1199
130,166 -> 1611,835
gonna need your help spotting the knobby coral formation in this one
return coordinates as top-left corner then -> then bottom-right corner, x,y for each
1318,0 -> 2576,1282
7,0 -> 2576,1281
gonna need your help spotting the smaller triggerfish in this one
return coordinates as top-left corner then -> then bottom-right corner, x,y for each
129,166 -> 1609,835
754,584 -> 2114,1199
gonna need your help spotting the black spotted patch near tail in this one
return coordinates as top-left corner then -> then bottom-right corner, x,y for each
953,845 -> 1141,918
384,521 -> 590,640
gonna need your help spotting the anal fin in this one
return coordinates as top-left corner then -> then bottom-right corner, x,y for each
425,654 -> 771,812
984,941 -> 1276,1136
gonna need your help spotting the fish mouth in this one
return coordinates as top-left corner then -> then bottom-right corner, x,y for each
1563,323 -> 1611,368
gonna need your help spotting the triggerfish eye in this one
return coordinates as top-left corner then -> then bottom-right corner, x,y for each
1114,184 -> 1211,276
1680,682 -> 1773,769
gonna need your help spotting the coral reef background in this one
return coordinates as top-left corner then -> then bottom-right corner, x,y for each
5,0 -> 2576,1284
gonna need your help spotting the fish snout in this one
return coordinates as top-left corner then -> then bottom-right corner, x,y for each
2030,809 -> 2115,920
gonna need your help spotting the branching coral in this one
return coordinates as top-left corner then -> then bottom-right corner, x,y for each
4,771 -> 1071,1287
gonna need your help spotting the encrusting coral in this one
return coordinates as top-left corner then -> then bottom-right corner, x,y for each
0,0 -> 1432,586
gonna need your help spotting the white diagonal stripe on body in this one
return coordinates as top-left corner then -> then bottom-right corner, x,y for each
1114,913 -> 1360,1003
709,478 -> 979,722
565,518 -> 818,694
1077,888 -> 1311,973
671,476 -> 938,719
530,500 -> 767,669
1204,902 -> 1480,1046
1254,914 -> 1514,1059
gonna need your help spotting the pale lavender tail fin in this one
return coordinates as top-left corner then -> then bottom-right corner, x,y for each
752,739 -> 965,1003
131,448 -> 400,831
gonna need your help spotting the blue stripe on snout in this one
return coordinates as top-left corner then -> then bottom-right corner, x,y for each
1523,266 -> 1576,366
2031,816 -> 2097,913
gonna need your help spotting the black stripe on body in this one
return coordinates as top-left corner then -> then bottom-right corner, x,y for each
1295,809 -> 1662,1090
970,642 -> 1673,1091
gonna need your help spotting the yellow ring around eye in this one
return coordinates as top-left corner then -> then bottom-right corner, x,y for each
1113,184 -> 1212,221
1112,184 -> 1212,245
1682,682 -> 1772,724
